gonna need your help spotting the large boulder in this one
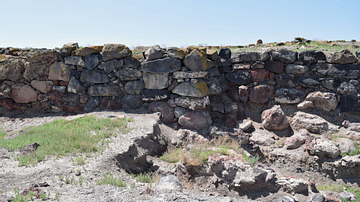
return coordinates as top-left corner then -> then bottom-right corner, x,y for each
48,62 -> 71,81
84,54 -> 101,69
73,45 -> 103,56
172,71 -> 207,79
285,64 -> 309,75
305,91 -> 338,111
59,42 -> 78,56
67,77 -> 85,95
231,51 -> 269,63
102,44 -> 132,61
80,69 -> 110,83
270,49 -> 297,63
27,49 -> 58,63
261,105 -> 289,131
219,48 -> 231,59
64,56 -> 86,67
275,74 -> 296,88
30,80 -> 53,94
115,68 -> 142,81
297,77 -> 320,88
172,80 -> 209,97
144,45 -> 164,61
149,102 -> 175,124
88,85 -> 123,96
336,138 -> 356,154
124,80 -> 145,95
250,130 -> 276,146
321,79 -> 357,95
178,110 -> 212,130
157,175 -> 183,191
23,62 -> 48,81
285,129 -> 311,149
249,85 -> 274,104
167,96 -> 210,110
0,57 -> 26,82
313,63 -> 360,80
251,69 -> 269,82
291,112 -> 329,134
143,73 -> 169,89
183,49 -> 208,71
225,71 -> 252,85
306,138 -> 340,159
142,57 -> 181,74
326,49 -> 357,64
98,60 -> 124,73
275,88 -> 305,104
122,95 -> 143,109
11,84 -> 37,103
340,95 -> 360,113
205,77 -> 222,95
265,61 -> 284,73
141,89 -> 171,102
166,47 -> 188,59
298,50 -> 326,64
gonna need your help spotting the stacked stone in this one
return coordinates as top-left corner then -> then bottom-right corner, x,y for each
0,43 -> 360,130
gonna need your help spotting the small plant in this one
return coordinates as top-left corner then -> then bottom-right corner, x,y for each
242,154 -> 260,167
59,174 -> 64,181
130,182 -> 136,188
160,148 -> 182,163
65,177 -> 70,184
134,173 -> 152,183
79,176 -> 84,186
75,155 -> 86,165
55,192 -> 60,200
97,173 -> 126,187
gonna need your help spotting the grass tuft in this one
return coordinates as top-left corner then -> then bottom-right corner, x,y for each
0,115 -> 132,166
97,173 -> 126,187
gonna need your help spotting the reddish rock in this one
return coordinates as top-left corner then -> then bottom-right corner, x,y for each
100,99 -> 122,110
30,80 -> 53,94
11,84 -> 37,103
52,80 -> 59,85
285,129 -> 310,149
350,126 -> 360,132
178,110 -> 212,130
0,99 -> 14,110
238,85 -> 249,103
249,85 -> 274,104
261,105 -> 289,131
66,104 -> 85,113
59,81 -> 69,86
265,61 -> 284,73
46,91 -> 62,101
251,69 -> 269,82
80,94 -> 89,104
149,102 -> 175,124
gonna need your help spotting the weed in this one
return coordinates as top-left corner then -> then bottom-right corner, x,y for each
242,154 -> 260,167
97,173 -> 126,187
55,192 -> 60,200
59,174 -> 64,181
130,171 -> 159,184
317,184 -> 344,193
130,182 -> 136,188
75,155 -> 86,165
160,148 -> 182,163
0,115 -> 131,166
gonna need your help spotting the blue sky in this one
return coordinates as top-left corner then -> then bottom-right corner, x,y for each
1,0 -> 359,49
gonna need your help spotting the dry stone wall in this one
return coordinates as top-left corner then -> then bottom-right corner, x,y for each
0,43 -> 360,130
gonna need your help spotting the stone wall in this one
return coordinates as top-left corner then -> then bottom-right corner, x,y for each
1,43 -> 360,130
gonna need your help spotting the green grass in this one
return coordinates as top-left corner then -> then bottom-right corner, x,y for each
160,148 -> 182,163
242,154 -> 260,167
97,173 -> 126,187
0,115 -> 133,166
317,184 -> 344,193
